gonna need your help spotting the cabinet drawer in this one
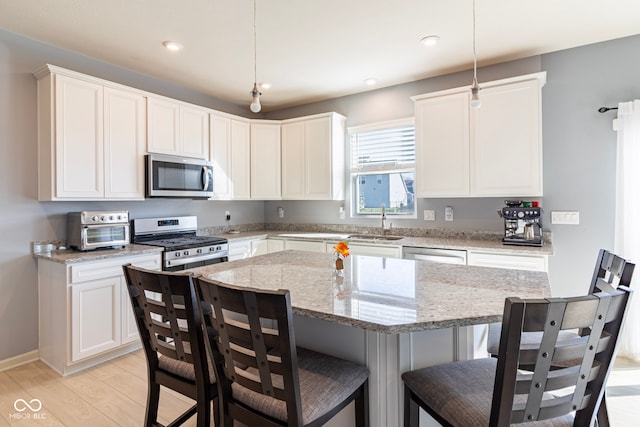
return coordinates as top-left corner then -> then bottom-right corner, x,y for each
467,251 -> 547,272
70,253 -> 161,284
285,240 -> 325,253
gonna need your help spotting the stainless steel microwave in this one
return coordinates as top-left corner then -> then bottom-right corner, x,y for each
146,153 -> 214,198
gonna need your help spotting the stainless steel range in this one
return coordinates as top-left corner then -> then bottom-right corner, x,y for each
131,216 -> 228,271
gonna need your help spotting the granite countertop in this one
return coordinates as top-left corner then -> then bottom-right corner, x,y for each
33,243 -> 163,264
190,250 -> 550,334
214,229 -> 554,256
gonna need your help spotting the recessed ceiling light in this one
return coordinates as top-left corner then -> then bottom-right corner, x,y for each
364,78 -> 377,86
420,35 -> 440,46
259,82 -> 272,90
162,41 -> 184,52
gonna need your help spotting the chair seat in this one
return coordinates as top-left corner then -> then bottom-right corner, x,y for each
231,347 -> 369,424
486,323 -> 582,356
158,355 -> 216,384
402,358 -> 574,427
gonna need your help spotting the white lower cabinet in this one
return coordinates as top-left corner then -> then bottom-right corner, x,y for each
467,250 -> 548,272
228,238 -> 278,261
285,239 -> 326,253
38,252 -> 161,375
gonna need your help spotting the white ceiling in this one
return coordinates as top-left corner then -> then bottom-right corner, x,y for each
1,0 -> 639,112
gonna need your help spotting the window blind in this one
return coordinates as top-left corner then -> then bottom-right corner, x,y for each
350,125 -> 415,171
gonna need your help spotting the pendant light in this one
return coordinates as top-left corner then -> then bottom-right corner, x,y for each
249,0 -> 261,113
470,0 -> 481,109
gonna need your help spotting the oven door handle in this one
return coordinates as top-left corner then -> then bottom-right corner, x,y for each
165,251 -> 228,268
202,166 -> 212,192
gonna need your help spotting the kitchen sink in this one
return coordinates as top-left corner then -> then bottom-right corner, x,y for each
348,234 -> 404,241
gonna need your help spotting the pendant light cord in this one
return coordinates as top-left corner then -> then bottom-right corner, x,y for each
253,0 -> 257,85
472,0 -> 477,85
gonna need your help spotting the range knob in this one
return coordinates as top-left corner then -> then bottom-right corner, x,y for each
517,211 -> 525,218
183,250 -> 189,256
100,215 -> 106,221
91,215 -> 99,222
196,248 -> 203,254
175,251 -> 181,257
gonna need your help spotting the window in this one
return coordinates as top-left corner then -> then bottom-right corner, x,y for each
349,119 -> 415,216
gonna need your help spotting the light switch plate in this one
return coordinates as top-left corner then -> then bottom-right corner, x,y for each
423,210 -> 435,221
551,211 -> 580,225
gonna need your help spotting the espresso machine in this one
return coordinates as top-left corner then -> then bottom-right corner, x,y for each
498,200 -> 543,247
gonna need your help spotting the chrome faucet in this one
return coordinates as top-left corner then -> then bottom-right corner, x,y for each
381,205 -> 388,235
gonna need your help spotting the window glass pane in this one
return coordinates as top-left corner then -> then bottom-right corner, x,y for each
355,172 -> 415,215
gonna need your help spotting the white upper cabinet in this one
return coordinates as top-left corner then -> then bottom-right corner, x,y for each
104,87 -> 146,199
414,92 -> 470,197
412,72 -> 545,198
250,121 -> 282,200
470,78 -> 543,196
210,112 -> 251,200
35,65 -> 145,200
281,112 -> 346,200
147,95 -> 209,159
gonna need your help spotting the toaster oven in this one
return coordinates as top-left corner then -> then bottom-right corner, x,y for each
67,211 -> 130,251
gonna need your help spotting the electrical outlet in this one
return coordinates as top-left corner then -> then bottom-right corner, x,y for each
278,207 -> 285,218
339,206 -> 345,220
423,210 -> 435,221
551,211 -> 579,225
225,211 -> 231,221
445,206 -> 454,222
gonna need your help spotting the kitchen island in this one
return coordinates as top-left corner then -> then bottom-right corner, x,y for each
192,250 -> 550,427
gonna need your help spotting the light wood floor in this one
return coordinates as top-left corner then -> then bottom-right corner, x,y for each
0,350 -> 638,426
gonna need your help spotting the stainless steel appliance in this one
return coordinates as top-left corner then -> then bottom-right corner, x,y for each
499,201 -> 543,247
146,153 -> 214,199
132,216 -> 228,271
67,211 -> 130,251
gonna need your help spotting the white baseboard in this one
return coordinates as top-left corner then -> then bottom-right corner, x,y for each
0,350 -> 40,372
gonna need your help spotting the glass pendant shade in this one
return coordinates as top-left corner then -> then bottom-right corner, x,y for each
250,83 -> 261,113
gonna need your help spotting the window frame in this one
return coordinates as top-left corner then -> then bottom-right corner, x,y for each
348,118 -> 416,219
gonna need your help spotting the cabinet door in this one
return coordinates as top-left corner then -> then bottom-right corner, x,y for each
471,79 -> 542,196
147,97 -> 180,155
250,123 -> 281,199
252,239 -> 269,257
55,75 -> 104,198
231,120 -> 251,199
181,105 -> 209,159
281,121 -> 306,199
415,92 -> 470,197
228,240 -> 252,261
122,254 -> 162,344
467,251 -> 547,272
267,239 -> 285,253
210,114 -> 233,199
104,87 -> 146,199
71,276 -> 121,361
305,117 -> 333,199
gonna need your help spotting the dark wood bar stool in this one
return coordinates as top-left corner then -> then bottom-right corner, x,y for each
402,286 -> 633,426
486,248 -> 634,426
194,276 -> 370,427
123,264 -> 218,427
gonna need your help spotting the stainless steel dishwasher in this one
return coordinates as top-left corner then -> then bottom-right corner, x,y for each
402,246 -> 467,265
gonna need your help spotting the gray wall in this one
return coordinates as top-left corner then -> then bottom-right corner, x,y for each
0,30 -> 264,361
2,27 -> 639,361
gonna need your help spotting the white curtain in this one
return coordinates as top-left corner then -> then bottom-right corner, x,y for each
614,100 -> 640,360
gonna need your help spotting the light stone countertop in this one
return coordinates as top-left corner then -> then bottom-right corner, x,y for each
190,250 -> 550,334
33,244 -> 163,264
215,230 -> 554,256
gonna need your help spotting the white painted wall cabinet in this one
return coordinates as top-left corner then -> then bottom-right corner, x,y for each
281,112 -> 346,200
210,112 -> 251,200
250,121 -> 282,199
35,65 -> 146,200
147,95 -> 209,159
413,72 -> 546,198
